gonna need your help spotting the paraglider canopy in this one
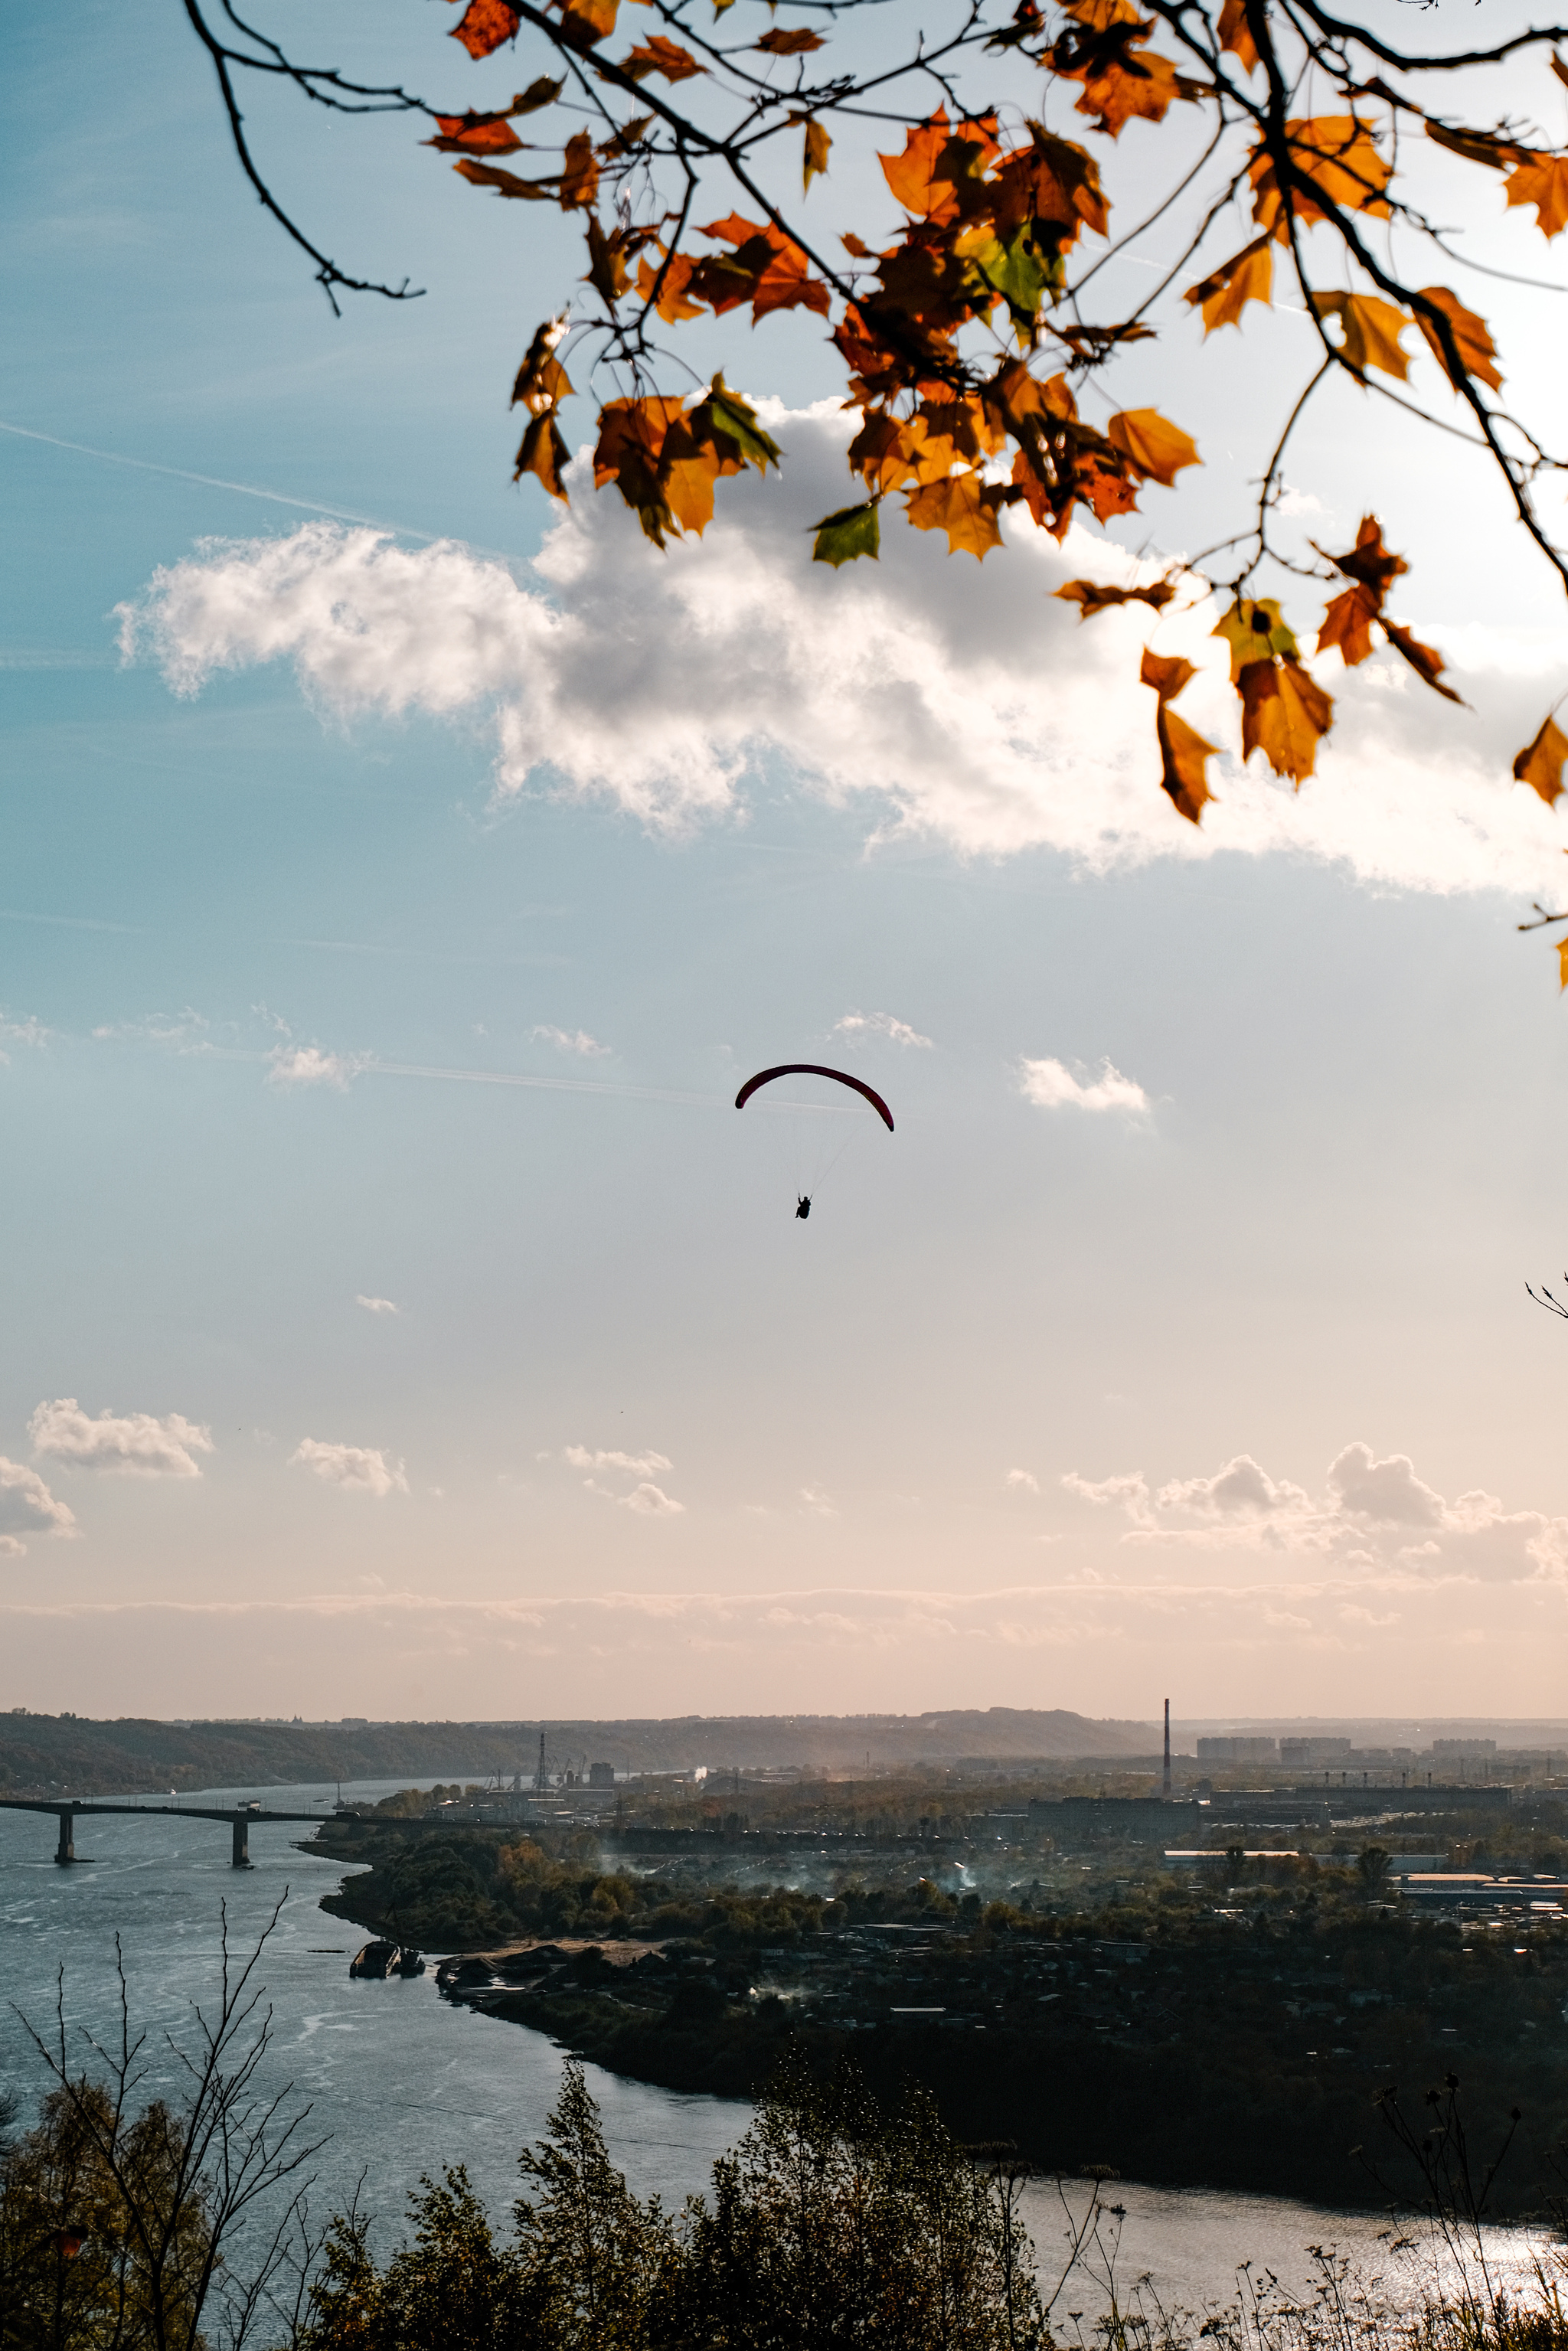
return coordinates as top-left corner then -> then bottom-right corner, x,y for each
733,1064 -> 895,1131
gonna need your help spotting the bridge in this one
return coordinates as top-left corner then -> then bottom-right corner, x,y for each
0,1796 -> 348,1867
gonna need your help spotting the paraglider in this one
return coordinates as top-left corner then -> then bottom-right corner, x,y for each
734,1064 -> 894,1220
733,1064 -> 895,1128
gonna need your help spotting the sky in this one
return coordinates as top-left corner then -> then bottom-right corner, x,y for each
6,0 -> 1568,1725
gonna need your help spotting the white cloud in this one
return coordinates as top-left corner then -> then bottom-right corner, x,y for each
1006,1468 -> 1040,1494
117,410 -> 1568,894
1063,1442 -> 1568,1582
267,1044 -> 363,1090
0,1458 -> 77,1552
531,1025 -> 610,1056
834,1011 -> 934,1049
291,1439 -> 408,1497
0,1011 -> 50,1063
355,1295 -> 400,1316
621,1481 -> 684,1515
1019,1057 -> 1151,1115
564,1445 -> 673,1478
92,1010 -> 209,1050
30,1399 -> 213,1480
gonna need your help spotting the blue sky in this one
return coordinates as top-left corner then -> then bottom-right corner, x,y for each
6,1 -> 1568,1723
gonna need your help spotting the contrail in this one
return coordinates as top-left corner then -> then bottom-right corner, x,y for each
0,420 -> 525,560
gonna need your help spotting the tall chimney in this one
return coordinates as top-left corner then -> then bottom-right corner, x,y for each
1163,1699 -> 1171,1800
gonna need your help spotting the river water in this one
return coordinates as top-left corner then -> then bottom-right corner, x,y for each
0,1783 -> 1553,2317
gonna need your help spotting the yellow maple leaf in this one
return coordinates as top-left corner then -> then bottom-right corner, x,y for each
1214,597 -> 1299,680
1239,656 -> 1334,784
803,119 -> 831,191
1514,714 -> 1568,806
1184,236 -> 1272,334
1308,292 -> 1412,380
1105,409 -> 1200,484
1413,286 -> 1502,391
903,468 -> 1007,558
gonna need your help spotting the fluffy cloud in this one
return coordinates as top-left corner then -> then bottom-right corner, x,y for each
355,1295 -> 400,1315
564,1445 -> 674,1477
1019,1057 -> 1151,1114
834,1011 -> 934,1049
622,1482 -> 684,1515
531,1026 -> 610,1056
30,1399 -> 213,1479
1063,1442 -> 1568,1581
118,408 -> 1568,893
1006,1468 -> 1040,1494
267,1044 -> 363,1089
291,1439 -> 408,1497
0,1458 -> 77,1554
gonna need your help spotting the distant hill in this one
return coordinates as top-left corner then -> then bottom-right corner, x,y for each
0,1707 -> 1152,1798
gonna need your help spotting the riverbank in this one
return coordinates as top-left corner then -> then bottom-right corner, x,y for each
317,1823 -> 1568,2215
1,1788 -> 1555,2317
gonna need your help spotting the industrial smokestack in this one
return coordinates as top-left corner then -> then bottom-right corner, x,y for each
1163,1699 -> 1171,1800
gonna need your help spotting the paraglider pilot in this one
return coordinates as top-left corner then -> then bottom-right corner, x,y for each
795,1194 -> 812,1220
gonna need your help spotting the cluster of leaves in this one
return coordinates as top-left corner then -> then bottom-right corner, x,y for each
301,2055 -> 1043,2351
190,0 -> 1568,956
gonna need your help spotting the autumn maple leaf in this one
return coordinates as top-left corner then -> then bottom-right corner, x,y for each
1514,716 -> 1568,805
1141,648 -> 1218,823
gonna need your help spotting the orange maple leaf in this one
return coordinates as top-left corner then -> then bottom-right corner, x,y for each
1504,150 -> 1568,237
426,113 -> 524,155
559,131 -> 600,211
903,468 -> 1008,558
511,318 -> 573,413
692,215 -> 831,318
880,109 -> 1001,223
1106,408 -> 1199,483
1184,235 -> 1272,333
514,410 -> 570,500
560,0 -> 619,48
1413,286 -> 1502,391
803,119 -> 831,191
1514,715 -> 1568,806
1250,116 -> 1392,242
1216,0 -> 1259,73
1317,583 -> 1380,667
1140,648 -> 1217,824
756,24 -> 825,51
449,0 -> 521,58
1056,579 -> 1177,617
622,34 -> 706,80
1051,21 -> 1188,138
454,159 -> 554,198
635,251 -> 705,321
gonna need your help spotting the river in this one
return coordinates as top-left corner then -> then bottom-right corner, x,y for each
0,1782 -> 1553,2317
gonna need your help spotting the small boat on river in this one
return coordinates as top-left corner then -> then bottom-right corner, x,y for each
350,1941 -> 400,1980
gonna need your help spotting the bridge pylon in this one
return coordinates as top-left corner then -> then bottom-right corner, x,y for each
231,1817 -> 250,1867
55,1806 -> 76,1866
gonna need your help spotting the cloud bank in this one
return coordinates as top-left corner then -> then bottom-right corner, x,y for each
30,1399 -> 214,1479
119,407 -> 1568,893
1063,1441 -> 1567,1582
